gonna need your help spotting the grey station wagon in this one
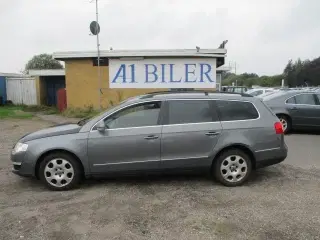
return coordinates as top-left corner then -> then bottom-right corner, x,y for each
11,91 -> 288,190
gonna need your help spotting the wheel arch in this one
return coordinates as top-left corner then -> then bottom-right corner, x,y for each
35,149 -> 85,179
275,113 -> 292,122
211,144 -> 256,170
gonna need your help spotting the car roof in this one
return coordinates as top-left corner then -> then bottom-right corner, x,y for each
262,89 -> 317,101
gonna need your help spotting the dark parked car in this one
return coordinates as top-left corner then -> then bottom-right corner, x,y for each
262,90 -> 320,133
11,90 -> 287,191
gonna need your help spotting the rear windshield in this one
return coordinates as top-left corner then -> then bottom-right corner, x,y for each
262,91 -> 285,101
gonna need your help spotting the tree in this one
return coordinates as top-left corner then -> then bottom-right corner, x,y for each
25,53 -> 63,72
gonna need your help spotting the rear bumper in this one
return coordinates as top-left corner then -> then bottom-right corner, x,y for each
255,144 -> 288,169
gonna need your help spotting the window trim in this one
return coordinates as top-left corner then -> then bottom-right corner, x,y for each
285,93 -> 317,106
90,100 -> 163,131
91,98 -> 261,131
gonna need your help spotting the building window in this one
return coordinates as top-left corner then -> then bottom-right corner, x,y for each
92,57 -> 109,66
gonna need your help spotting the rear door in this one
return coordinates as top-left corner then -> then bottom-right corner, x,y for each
160,99 -> 222,170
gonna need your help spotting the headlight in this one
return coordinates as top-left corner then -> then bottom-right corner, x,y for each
12,142 -> 28,154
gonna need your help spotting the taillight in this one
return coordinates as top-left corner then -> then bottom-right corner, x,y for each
274,122 -> 284,134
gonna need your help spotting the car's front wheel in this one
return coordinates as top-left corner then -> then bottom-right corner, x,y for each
39,152 -> 82,191
213,149 -> 252,187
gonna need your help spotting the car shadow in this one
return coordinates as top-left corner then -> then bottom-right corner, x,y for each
287,129 -> 320,135
80,167 -> 284,189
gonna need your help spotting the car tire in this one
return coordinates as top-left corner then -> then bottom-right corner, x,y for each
277,114 -> 291,134
213,149 -> 252,187
39,152 -> 83,191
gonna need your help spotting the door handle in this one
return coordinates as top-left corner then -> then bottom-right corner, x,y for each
290,107 -> 298,110
144,135 -> 159,140
205,131 -> 220,136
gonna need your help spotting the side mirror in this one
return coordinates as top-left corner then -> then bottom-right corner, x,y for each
96,121 -> 106,132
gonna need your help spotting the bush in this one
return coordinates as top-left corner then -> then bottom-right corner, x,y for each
61,105 -> 102,118
21,105 -> 59,114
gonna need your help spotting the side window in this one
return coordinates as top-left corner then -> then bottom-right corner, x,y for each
216,100 -> 259,121
167,100 -> 218,124
286,96 -> 296,104
104,101 -> 161,129
234,88 -> 243,93
251,90 -> 263,96
316,94 -> 320,104
294,94 -> 316,105
227,88 -> 234,92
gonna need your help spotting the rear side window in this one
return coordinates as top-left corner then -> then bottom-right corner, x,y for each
294,94 -> 316,105
167,100 -> 218,124
216,100 -> 259,121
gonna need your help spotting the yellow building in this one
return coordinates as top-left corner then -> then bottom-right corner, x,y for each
53,48 -> 228,109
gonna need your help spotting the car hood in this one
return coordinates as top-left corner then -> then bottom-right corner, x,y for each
19,123 -> 82,143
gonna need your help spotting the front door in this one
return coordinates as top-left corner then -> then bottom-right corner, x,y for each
160,99 -> 222,170
286,93 -> 319,127
88,101 -> 163,174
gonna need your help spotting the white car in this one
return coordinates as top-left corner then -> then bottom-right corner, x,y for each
246,88 -> 275,97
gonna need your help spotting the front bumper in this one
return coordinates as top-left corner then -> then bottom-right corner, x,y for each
11,152 -> 36,177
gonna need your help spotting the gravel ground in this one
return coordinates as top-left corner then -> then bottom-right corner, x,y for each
0,119 -> 320,240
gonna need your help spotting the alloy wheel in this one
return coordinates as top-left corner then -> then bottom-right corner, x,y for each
220,155 -> 248,183
44,158 -> 74,188
279,118 -> 288,132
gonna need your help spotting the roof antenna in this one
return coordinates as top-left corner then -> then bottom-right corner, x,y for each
196,46 -> 200,52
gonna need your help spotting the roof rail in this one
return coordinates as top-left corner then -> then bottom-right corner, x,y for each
140,90 -> 253,98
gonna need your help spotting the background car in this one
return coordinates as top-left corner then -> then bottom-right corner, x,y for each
262,90 -> 320,133
221,86 -> 248,94
246,88 -> 275,97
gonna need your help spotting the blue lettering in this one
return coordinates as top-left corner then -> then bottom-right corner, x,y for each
185,64 -> 197,82
112,64 -> 126,83
200,64 -> 214,82
145,64 -> 158,83
129,64 -> 136,83
169,64 -> 182,82
160,64 -> 166,83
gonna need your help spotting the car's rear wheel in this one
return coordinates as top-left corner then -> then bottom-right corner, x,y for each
213,149 -> 252,187
39,152 -> 82,191
277,114 -> 291,134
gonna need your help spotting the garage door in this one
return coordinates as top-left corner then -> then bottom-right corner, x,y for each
6,77 -> 37,105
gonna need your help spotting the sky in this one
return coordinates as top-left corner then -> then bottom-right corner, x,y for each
0,0 -> 319,75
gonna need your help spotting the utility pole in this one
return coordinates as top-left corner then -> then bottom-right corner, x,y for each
95,0 -> 102,110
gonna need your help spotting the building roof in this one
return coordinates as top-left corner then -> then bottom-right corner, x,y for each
0,72 -> 25,77
28,69 -> 65,76
53,48 -> 227,60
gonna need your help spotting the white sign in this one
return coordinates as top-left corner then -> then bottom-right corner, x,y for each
109,58 -> 217,89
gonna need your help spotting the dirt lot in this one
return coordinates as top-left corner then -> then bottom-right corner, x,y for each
1,119 -> 320,240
